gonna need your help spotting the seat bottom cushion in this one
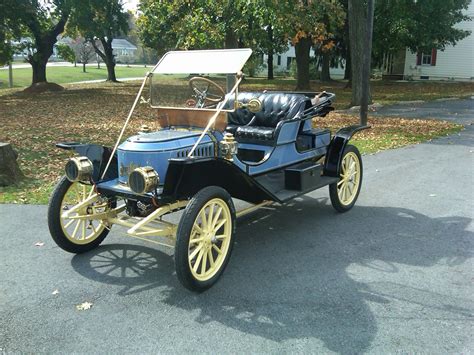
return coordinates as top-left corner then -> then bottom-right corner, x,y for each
235,125 -> 275,143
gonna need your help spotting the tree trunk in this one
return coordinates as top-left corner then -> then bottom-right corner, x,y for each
267,25 -> 274,80
82,63 -> 86,73
348,0 -> 373,108
0,143 -> 24,186
320,52 -> 331,82
344,45 -> 352,81
225,28 -> 238,91
295,36 -> 311,91
31,57 -> 48,84
103,40 -> 117,82
25,13 -> 69,86
92,38 -> 117,81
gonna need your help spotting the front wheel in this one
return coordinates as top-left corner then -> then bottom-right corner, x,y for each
329,144 -> 363,213
47,176 -> 112,253
175,186 -> 236,292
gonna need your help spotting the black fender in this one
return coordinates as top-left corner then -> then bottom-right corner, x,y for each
161,157 -> 274,204
323,125 -> 369,177
56,142 -> 118,182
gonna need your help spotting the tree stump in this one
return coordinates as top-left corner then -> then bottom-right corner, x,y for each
0,143 -> 24,186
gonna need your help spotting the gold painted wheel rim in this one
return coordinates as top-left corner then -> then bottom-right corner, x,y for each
188,198 -> 232,282
60,183 -> 107,245
337,151 -> 361,206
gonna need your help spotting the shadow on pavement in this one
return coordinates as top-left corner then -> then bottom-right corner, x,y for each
71,195 -> 472,353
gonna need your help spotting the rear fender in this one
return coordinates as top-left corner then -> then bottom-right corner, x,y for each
56,142 -> 118,182
323,125 -> 369,177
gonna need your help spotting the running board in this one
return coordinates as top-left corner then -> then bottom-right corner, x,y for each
254,161 -> 339,203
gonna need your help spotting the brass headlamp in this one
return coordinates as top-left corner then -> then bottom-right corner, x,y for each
65,156 -> 93,182
128,166 -> 159,194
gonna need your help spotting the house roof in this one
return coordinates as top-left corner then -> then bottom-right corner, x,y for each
112,39 -> 137,50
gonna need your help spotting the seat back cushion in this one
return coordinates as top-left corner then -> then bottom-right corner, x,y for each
225,92 -> 310,128
254,93 -> 309,127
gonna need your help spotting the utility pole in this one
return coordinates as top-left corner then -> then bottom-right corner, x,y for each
359,0 -> 375,126
8,62 -> 13,88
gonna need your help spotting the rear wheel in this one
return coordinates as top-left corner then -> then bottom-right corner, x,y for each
329,144 -> 363,212
48,176 -> 112,253
175,186 -> 236,292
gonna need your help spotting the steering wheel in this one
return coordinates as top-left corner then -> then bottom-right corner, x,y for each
188,77 -> 226,108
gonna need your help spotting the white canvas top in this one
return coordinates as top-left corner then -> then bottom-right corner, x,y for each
152,48 -> 252,74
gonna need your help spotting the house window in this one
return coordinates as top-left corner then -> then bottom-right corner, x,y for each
422,53 -> 431,65
277,55 -> 281,65
286,57 -> 294,70
416,49 -> 437,66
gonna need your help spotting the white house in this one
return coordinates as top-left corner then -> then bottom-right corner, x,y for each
403,1 -> 474,81
264,46 -> 346,78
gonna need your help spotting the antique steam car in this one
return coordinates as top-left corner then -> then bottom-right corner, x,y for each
48,49 -> 368,292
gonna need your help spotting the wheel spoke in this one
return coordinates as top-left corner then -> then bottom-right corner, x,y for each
71,220 -> 81,239
337,178 -> 345,187
211,206 -> 223,229
200,250 -> 208,274
208,249 -> 215,268
215,234 -> 227,240
213,219 -> 226,232
189,237 -> 204,245
199,210 -> 208,229
81,220 -> 86,240
82,184 -> 87,201
189,244 -> 203,260
193,222 -> 203,234
193,248 -> 205,272
207,204 -> 214,229
212,244 -> 222,255
64,219 -> 75,229
90,222 -> 97,234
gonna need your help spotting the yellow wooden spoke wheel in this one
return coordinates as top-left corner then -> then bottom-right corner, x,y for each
175,186 -> 235,292
48,176 -> 113,253
329,145 -> 363,212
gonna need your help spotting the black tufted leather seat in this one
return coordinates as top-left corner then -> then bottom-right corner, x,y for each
225,92 -> 310,144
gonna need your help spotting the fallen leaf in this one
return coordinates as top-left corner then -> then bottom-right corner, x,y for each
35,242 -> 45,247
52,289 -> 59,295
76,301 -> 93,311
429,194 -> 437,197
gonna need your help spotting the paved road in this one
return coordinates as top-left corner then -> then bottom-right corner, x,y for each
372,98 -> 474,124
1,105 -> 473,353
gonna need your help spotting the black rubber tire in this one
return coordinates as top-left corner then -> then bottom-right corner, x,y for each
175,186 -> 236,292
47,176 -> 110,254
329,144 -> 363,213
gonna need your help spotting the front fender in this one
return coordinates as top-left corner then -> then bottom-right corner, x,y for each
323,125 -> 369,177
161,157 -> 274,203
56,142 -> 118,182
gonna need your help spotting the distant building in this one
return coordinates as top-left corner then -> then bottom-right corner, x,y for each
111,39 -> 138,63
385,2 -> 474,81
264,47 -> 346,79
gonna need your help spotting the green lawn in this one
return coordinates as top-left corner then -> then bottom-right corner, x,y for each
0,65 -> 150,88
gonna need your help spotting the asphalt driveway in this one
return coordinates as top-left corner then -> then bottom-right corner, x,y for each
0,101 -> 473,353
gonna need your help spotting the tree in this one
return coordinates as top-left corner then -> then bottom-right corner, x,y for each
56,43 -> 76,64
1,0 -> 72,86
282,0 -> 345,90
0,0 -> 23,66
73,39 -> 95,72
348,0 -> 374,109
372,0 -> 471,69
68,0 -> 129,82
